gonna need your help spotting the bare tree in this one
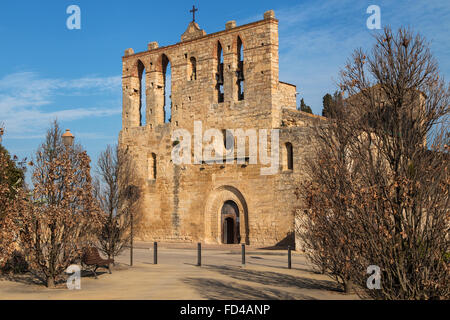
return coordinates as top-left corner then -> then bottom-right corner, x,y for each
296,97 -> 360,293
124,184 -> 140,267
297,27 -> 449,299
94,144 -> 140,262
14,120 -> 102,287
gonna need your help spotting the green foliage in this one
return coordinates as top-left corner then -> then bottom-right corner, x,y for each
0,145 -> 25,191
444,252 -> 450,264
0,144 -> 26,220
322,91 -> 343,118
299,98 -> 313,114
322,93 -> 333,117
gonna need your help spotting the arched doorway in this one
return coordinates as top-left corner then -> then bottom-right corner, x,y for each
224,218 -> 234,244
221,200 -> 240,244
203,185 -> 249,244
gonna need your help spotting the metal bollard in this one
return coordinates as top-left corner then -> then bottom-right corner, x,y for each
154,242 -> 158,265
130,241 -> 133,267
130,212 -> 134,267
197,243 -> 201,266
241,244 -> 246,266
288,245 -> 292,269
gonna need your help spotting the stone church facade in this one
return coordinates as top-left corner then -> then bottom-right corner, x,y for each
119,10 -> 324,246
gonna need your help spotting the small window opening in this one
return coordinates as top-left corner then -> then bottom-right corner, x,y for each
237,37 -> 245,101
162,54 -> 172,123
137,60 -> 146,126
148,153 -> 157,179
285,142 -> 293,171
190,57 -> 197,81
216,42 -> 224,103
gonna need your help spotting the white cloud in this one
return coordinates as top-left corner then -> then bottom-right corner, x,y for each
0,72 -> 121,138
260,0 -> 450,114
62,76 -> 122,91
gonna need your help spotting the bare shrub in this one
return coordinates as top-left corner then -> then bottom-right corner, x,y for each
94,144 -> 140,261
297,27 -> 449,299
14,120 -> 102,287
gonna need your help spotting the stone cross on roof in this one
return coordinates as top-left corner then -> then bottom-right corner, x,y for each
190,5 -> 198,22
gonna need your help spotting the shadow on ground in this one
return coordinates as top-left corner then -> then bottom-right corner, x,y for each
201,265 -> 341,292
182,277 -> 314,300
246,256 -> 313,273
0,273 -> 44,286
245,261 -> 314,274
0,263 -> 130,288
0,270 -> 111,288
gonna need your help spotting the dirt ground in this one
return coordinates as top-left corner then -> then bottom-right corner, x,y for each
0,242 -> 360,300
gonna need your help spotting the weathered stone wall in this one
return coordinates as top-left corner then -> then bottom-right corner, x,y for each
277,82 -> 297,110
281,108 -> 325,128
118,10 -> 324,247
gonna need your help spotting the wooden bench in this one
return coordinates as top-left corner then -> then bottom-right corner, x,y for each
81,247 -> 114,279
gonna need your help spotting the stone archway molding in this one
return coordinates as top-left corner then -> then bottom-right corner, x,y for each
203,185 -> 249,244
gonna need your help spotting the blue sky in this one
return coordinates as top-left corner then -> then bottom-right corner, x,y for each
0,0 -> 449,182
